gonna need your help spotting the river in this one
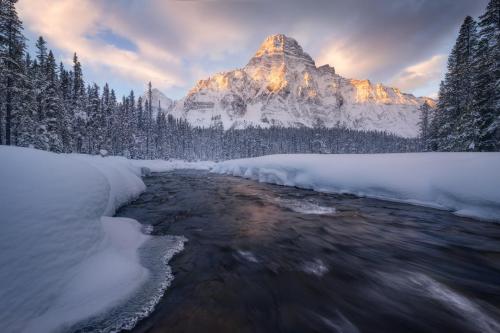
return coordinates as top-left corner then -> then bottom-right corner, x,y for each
116,170 -> 500,333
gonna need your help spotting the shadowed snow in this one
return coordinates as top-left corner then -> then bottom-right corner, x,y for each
0,147 -> 188,332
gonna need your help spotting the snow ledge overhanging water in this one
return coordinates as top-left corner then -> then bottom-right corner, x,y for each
211,153 -> 500,222
0,147 -> 195,332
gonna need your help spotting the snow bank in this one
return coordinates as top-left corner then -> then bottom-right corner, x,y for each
0,147 -> 183,332
212,153 -> 500,221
71,154 -> 146,216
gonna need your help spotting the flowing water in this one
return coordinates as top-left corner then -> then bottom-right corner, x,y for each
115,170 -> 500,333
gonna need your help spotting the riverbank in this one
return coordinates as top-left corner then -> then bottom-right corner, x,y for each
212,153 -> 500,221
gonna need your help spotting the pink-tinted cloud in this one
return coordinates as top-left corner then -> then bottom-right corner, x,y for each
18,0 -> 184,87
390,55 -> 446,94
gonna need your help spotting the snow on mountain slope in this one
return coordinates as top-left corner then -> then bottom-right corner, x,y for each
170,34 -> 434,137
143,88 -> 173,117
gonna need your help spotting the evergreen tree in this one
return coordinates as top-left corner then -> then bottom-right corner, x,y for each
126,90 -> 138,157
58,62 -> 72,151
85,83 -> 101,153
154,101 -> 165,158
100,83 -> 112,152
34,37 -> 47,120
431,16 -> 479,151
35,36 -> 47,66
108,89 -> 121,155
0,0 -> 26,145
145,82 -> 153,158
455,17 -> 480,151
42,50 -> 63,152
71,53 -> 87,152
14,52 -> 35,147
418,101 -> 432,150
137,96 -> 143,130
474,0 -> 500,150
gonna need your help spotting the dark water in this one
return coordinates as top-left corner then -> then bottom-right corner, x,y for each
116,170 -> 500,333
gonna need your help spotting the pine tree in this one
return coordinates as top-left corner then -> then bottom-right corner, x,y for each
145,82 -> 153,158
137,96 -> 143,130
58,62 -> 72,151
126,90 -> 138,157
432,16 -> 479,151
429,82 -> 446,151
0,0 -> 26,145
418,101 -> 432,150
14,52 -> 35,147
454,17 -> 479,151
42,50 -> 64,152
34,37 -> 47,119
85,83 -> 101,153
474,0 -> 500,151
71,53 -> 87,152
100,83 -> 113,153
155,101 -> 166,158
109,88 -> 121,155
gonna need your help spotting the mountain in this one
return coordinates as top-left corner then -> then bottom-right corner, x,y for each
170,34 -> 434,137
142,88 -> 173,117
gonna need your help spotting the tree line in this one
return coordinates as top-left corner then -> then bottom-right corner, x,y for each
150,118 -> 421,161
420,0 -> 499,152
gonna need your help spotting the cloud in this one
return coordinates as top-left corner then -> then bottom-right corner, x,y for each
17,0 -> 184,88
390,55 -> 446,95
316,38 -> 390,79
17,0 -> 489,99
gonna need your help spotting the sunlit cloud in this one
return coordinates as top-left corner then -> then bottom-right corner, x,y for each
18,0 -> 184,88
316,39 -> 389,79
390,55 -> 447,96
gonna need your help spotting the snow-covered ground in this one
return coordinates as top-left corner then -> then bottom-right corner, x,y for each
0,147 -> 210,333
212,153 -> 500,221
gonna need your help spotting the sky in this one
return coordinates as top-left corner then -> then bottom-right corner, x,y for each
17,0 -> 489,100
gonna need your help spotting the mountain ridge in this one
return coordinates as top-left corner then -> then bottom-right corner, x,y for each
157,34 -> 434,137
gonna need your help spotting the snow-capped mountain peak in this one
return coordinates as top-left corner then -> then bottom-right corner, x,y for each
248,34 -> 316,67
244,35 -> 317,92
169,34 -> 433,137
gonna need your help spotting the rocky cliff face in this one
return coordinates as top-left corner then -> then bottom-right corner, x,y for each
170,34 -> 434,137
